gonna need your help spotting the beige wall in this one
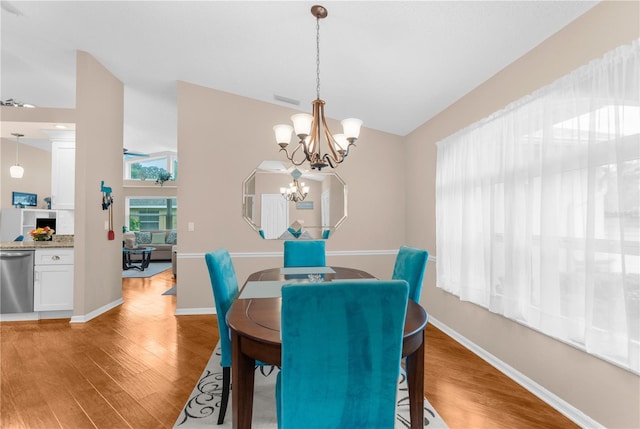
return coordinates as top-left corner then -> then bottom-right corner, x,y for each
176,81 -> 406,311
404,2 -> 639,428
1,140 -> 52,212
73,51 -> 124,318
3,2 -> 636,426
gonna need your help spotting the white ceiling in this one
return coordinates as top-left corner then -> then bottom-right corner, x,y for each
1,0 -> 599,154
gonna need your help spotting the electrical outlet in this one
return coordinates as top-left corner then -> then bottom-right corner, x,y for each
104,220 -> 109,230
188,222 -> 195,231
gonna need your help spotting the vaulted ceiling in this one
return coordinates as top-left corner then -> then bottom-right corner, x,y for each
1,1 -> 598,153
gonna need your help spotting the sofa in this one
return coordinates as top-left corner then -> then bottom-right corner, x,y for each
123,230 -> 177,261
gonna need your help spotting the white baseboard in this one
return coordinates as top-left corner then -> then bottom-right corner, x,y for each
70,298 -> 124,323
175,307 -> 216,316
428,317 -> 604,429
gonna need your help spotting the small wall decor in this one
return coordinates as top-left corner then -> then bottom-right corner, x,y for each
100,181 -> 115,240
100,181 -> 113,210
296,201 -> 314,210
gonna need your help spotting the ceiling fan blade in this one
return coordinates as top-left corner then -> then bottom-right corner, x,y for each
123,148 -> 150,158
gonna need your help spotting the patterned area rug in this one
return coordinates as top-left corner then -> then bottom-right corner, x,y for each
122,261 -> 172,278
162,285 -> 177,295
174,343 -> 448,428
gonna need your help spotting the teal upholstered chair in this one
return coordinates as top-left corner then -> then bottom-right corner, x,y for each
276,280 -> 409,428
283,240 -> 326,267
392,245 -> 429,302
204,248 -> 240,425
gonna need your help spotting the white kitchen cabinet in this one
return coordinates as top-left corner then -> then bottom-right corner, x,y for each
51,141 -> 75,210
34,248 -> 74,311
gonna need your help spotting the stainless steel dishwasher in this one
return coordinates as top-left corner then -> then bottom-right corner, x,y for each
0,249 -> 34,313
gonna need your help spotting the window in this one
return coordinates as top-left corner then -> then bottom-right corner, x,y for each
124,152 -> 177,182
436,40 -> 639,373
126,198 -> 177,231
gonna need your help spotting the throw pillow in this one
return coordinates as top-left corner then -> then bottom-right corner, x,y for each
135,231 -> 152,245
287,227 -> 302,238
151,232 -> 166,244
166,230 -> 177,244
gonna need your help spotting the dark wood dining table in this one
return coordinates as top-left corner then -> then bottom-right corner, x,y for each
226,266 -> 428,429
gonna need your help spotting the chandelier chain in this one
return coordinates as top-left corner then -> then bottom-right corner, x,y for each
316,16 -> 321,100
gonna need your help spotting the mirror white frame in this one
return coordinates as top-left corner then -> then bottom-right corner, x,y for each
242,161 -> 347,240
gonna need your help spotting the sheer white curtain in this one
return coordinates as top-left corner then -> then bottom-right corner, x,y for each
436,40 -> 639,373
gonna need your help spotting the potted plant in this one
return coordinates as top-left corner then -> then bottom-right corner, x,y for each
155,170 -> 172,186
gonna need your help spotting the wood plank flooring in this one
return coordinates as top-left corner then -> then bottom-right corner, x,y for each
0,268 -> 578,429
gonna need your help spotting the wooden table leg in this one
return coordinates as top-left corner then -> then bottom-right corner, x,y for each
406,329 -> 425,429
231,331 -> 256,429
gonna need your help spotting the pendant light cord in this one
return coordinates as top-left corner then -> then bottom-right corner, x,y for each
12,133 -> 22,165
316,16 -> 321,100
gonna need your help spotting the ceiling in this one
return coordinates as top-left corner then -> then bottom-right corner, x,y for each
1,0 -> 598,154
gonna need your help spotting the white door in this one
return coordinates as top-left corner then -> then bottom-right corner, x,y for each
261,194 -> 289,239
321,191 -> 330,227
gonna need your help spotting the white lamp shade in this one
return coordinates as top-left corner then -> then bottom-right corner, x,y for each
341,118 -> 363,139
10,165 -> 24,178
291,113 -> 313,137
333,134 -> 349,151
273,124 -> 293,145
302,186 -> 310,194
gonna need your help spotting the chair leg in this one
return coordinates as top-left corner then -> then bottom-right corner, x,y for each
218,366 -> 231,425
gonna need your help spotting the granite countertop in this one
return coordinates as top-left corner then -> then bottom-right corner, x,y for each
0,235 -> 74,249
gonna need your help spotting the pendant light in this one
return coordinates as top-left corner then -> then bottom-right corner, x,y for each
273,5 -> 362,170
10,133 -> 24,179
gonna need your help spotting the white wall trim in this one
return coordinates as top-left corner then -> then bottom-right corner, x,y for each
429,316 -> 604,429
69,298 -> 124,323
175,307 -> 216,316
178,249 -> 437,260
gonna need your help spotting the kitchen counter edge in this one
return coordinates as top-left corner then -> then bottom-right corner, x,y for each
0,242 -> 74,249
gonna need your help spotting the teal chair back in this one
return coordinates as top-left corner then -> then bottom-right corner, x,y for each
277,280 -> 409,428
392,245 -> 429,302
204,248 -> 239,367
283,240 -> 326,267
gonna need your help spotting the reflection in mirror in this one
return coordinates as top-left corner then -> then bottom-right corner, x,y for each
242,161 -> 347,240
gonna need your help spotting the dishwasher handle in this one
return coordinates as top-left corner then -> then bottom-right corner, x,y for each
0,252 -> 34,259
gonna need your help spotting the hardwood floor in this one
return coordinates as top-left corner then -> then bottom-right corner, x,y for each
0,268 -> 578,429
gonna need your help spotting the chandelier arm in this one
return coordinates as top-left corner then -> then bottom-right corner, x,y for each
318,102 -> 334,159
323,139 -> 356,168
280,144 -> 308,167
323,153 -> 338,169
321,114 -> 342,163
308,100 -> 322,156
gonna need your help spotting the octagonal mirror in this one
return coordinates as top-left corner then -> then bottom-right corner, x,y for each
242,161 -> 347,240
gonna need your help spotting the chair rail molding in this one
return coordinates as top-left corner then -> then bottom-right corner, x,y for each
177,250 -> 436,261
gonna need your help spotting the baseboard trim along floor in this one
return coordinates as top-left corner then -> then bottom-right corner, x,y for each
428,317 -> 604,429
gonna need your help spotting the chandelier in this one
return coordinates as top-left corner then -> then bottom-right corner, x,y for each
281,179 -> 309,203
273,5 -> 362,171
281,169 -> 309,202
10,133 -> 24,179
